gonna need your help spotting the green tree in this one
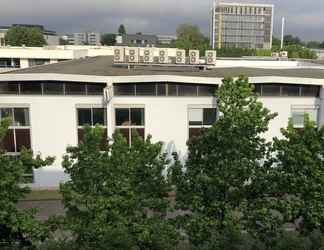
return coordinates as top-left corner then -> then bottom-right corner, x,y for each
118,24 -> 126,35
266,116 -> 324,234
0,118 -> 54,247
59,126 -> 180,249
101,33 -> 116,46
170,77 -> 277,249
174,24 -> 210,54
5,26 -> 47,47
284,34 -> 303,46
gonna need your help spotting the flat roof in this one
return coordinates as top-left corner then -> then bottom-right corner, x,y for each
3,56 -> 324,79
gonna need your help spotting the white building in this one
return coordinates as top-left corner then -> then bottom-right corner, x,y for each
0,45 -> 115,72
0,53 -> 324,189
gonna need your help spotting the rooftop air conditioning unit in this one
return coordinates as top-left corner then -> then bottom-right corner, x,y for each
175,49 -> 186,64
143,48 -> 154,63
114,47 -> 125,63
128,48 -> 139,63
205,50 -> 217,65
272,52 -> 280,58
280,51 -> 288,58
189,50 -> 200,65
158,49 -> 168,64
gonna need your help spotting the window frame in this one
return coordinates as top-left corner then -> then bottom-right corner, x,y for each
291,105 -> 319,129
114,105 -> 145,145
0,105 -> 33,183
188,105 -> 218,140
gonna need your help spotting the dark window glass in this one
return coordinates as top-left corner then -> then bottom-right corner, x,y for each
114,84 -> 135,96
20,82 -> 42,94
262,84 -> 281,96
0,82 -> 19,94
281,85 -> 300,96
78,109 -> 92,126
15,129 -> 31,151
131,108 -> 144,126
301,85 -> 320,97
203,108 -> 217,125
254,84 -> 262,95
178,84 -> 197,96
0,129 -> 15,152
43,82 -> 64,95
0,108 -> 13,122
116,108 -> 130,126
168,84 -> 177,96
14,108 -> 29,126
65,83 -> 86,95
87,83 -> 105,95
119,128 -> 130,144
189,128 -> 204,139
93,108 -> 106,125
198,85 -> 217,96
157,83 -> 167,96
136,83 -> 156,96
134,128 -> 145,140
29,59 -> 50,66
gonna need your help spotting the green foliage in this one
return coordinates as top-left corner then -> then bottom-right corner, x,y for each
5,26 -> 47,47
265,117 -> 324,234
170,77 -> 277,248
101,33 -> 116,45
118,24 -> 126,35
284,34 -> 303,46
284,44 -> 317,59
256,49 -> 272,57
59,126 -> 180,249
174,24 -> 210,54
0,119 -> 54,247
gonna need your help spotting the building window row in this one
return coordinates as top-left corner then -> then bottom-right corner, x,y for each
254,84 -> 320,97
114,83 -> 217,97
0,81 -> 106,96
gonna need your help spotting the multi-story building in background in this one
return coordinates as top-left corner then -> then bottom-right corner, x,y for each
210,2 -> 274,49
61,32 -> 101,46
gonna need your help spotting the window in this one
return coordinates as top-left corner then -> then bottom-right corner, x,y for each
20,82 -> 42,95
188,107 -> 217,139
261,84 -> 281,96
0,107 -> 32,182
0,82 -> 19,94
115,107 -> 145,145
77,107 -> 107,145
281,85 -> 300,96
253,84 -> 320,97
291,105 -> 318,129
113,82 -> 217,97
43,82 -> 64,95
65,83 -> 86,95
87,83 -> 105,95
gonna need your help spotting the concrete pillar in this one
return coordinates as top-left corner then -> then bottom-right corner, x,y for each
20,58 -> 29,68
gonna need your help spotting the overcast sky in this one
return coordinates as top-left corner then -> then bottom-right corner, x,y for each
0,0 -> 323,41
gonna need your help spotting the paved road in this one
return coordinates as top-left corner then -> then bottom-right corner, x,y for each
17,200 -> 65,221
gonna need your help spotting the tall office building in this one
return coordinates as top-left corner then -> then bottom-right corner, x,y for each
210,2 -> 274,49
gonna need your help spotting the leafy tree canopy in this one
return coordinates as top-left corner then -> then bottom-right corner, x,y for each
118,24 -> 126,35
101,33 -> 116,46
5,26 -> 47,47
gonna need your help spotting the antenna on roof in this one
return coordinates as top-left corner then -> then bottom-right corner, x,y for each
281,17 -> 285,50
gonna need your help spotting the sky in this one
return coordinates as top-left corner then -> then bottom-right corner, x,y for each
0,0 -> 323,41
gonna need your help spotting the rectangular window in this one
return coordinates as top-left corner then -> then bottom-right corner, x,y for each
291,105 -> 318,128
20,82 -> 42,95
43,82 -> 64,95
115,107 -> 145,145
168,84 -> 177,96
0,82 -> 19,95
0,107 -> 32,182
198,85 -> 217,96
261,84 -> 281,96
77,107 -> 107,145
136,83 -> 156,96
65,83 -> 86,95
281,85 -> 300,97
114,83 -> 135,96
87,83 -> 105,95
300,85 -> 320,97
178,84 -> 197,96
188,107 -> 217,139
157,83 -> 167,96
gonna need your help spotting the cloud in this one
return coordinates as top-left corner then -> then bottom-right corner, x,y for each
0,0 -> 323,40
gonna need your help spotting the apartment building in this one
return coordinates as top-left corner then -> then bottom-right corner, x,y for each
210,2 -> 274,49
61,32 -> 102,46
